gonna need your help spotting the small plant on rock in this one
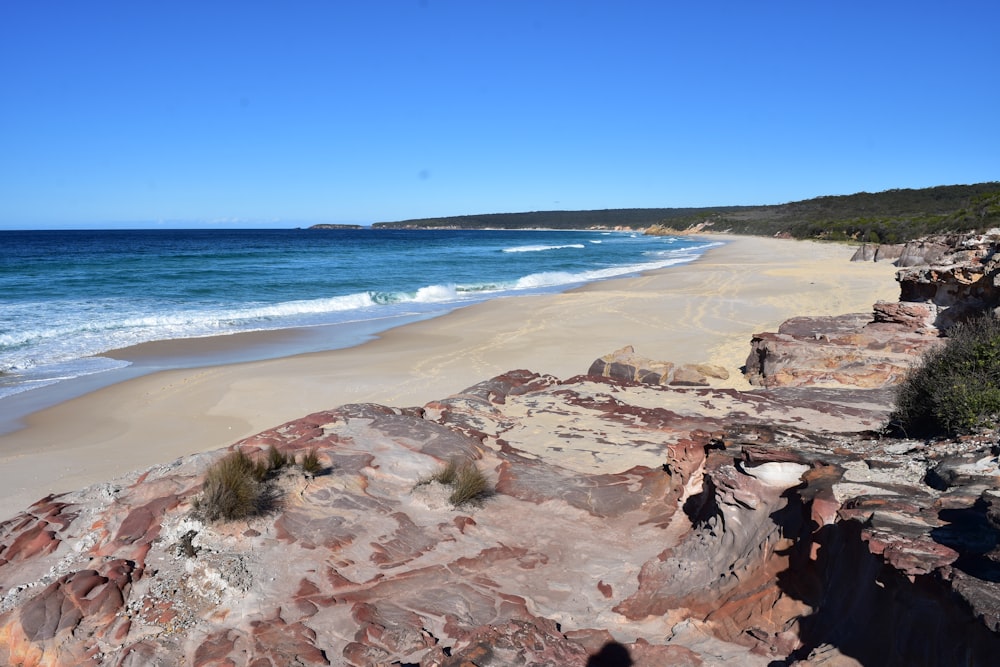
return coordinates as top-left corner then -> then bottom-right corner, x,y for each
419,457 -> 491,507
448,462 -> 490,506
266,445 -> 291,474
194,450 -> 272,522
299,448 -> 323,476
429,457 -> 459,486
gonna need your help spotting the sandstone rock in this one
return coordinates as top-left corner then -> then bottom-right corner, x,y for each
4,235 -> 1000,664
897,239 -> 951,267
871,299 -> 936,332
850,243 -> 906,263
874,243 -> 905,263
587,345 -> 673,384
588,346 -> 727,387
744,312 -> 939,388
849,244 -> 876,262
668,365 -> 709,386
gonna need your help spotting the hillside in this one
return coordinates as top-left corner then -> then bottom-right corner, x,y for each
372,182 -> 1000,242
371,207 -> 748,230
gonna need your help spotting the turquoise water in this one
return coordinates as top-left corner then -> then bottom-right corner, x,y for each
0,228 -> 719,400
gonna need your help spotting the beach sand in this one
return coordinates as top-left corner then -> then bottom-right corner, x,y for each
0,235 -> 899,517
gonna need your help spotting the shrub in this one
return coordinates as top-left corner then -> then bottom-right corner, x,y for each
299,448 -> 323,476
195,450 -> 270,522
890,314 -> 1000,437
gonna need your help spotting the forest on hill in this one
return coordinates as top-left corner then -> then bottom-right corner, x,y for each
370,182 -> 1000,243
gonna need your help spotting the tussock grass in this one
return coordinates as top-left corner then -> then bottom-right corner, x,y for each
430,458 -> 459,486
419,457 -> 491,507
299,448 -> 323,476
194,450 -> 270,522
266,445 -> 291,474
448,462 -> 490,506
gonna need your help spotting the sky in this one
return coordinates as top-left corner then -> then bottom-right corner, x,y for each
1,1 -> 997,229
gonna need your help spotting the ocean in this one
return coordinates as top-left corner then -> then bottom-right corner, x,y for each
0,228 -> 720,405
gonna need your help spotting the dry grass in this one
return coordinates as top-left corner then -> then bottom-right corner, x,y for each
266,445 -> 291,474
430,458 -> 459,485
299,448 -> 323,476
448,462 -> 490,506
194,450 -> 271,522
419,457 -> 491,507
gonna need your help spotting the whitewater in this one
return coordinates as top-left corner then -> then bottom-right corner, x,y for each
0,228 -> 720,401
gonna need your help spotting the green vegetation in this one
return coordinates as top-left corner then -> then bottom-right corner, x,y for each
307,223 -> 365,230
680,185 -> 1000,243
371,182 -> 1000,243
419,458 -> 492,507
373,207 -> 742,230
890,315 -> 1000,438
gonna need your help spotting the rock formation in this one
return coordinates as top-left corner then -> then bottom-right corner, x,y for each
588,345 -> 729,387
748,231 -> 1000,388
2,235 -> 1000,665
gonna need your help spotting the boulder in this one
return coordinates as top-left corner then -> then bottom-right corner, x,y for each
587,346 -> 727,387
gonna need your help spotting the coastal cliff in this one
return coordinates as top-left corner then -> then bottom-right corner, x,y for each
2,235 -> 1000,665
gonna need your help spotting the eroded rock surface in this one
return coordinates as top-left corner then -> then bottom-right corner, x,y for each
588,345 -> 729,387
1,365 -> 998,665
3,234 -> 1000,665
747,232 -> 1000,389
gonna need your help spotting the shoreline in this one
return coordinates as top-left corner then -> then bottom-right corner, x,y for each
0,235 -> 900,518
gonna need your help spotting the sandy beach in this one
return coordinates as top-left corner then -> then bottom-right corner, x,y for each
0,235 -> 899,517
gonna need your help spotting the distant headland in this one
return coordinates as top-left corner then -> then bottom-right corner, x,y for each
307,223 -> 365,230
363,182 -> 1000,244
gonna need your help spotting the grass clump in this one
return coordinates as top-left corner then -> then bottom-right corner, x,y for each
194,450 -> 271,522
429,458 -> 459,486
266,445 -> 291,474
299,448 -> 323,476
448,462 -> 490,506
420,457 -> 491,507
890,314 -> 1000,438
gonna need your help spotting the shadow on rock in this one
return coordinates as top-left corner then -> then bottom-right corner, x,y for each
587,641 -> 633,667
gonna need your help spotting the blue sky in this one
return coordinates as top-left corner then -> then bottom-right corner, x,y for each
1,1 -> 997,228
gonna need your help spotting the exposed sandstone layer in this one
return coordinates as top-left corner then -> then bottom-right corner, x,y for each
2,234 -> 1000,665
1,366 -> 998,665
748,232 -> 1000,388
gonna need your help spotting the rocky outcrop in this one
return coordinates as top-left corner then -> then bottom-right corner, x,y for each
588,345 -> 729,387
850,238 -> 956,267
749,233 -> 1000,388
744,312 -> 940,388
3,234 -> 1000,664
0,366 -> 998,665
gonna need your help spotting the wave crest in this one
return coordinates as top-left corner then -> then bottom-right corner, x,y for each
501,243 -> 585,253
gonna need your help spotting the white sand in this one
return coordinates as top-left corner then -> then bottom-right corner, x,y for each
0,235 -> 898,517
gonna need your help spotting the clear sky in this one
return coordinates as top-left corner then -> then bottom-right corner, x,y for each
1,1 -> 997,228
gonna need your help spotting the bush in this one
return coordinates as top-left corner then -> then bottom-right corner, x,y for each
890,314 -> 1000,437
195,450 -> 271,522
